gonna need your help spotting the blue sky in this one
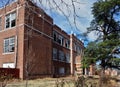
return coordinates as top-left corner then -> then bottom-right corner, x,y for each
35,0 -> 98,42
0,0 -> 15,7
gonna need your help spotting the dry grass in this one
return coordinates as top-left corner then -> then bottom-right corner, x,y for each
5,76 -> 120,87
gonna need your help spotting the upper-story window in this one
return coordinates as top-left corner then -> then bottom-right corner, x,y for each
53,31 -> 58,42
74,43 -> 77,51
58,35 -> 64,46
62,37 -> 64,46
65,39 -> 70,49
5,12 -> 16,29
53,48 -> 57,60
77,46 -> 81,55
4,37 -> 15,53
53,31 -> 69,48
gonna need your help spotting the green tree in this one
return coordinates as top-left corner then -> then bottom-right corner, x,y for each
87,0 -> 120,40
84,0 -> 120,72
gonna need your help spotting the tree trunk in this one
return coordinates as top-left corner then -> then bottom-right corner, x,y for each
99,68 -> 105,87
85,68 -> 87,75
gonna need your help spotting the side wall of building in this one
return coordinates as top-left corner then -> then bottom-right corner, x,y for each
23,1 -> 53,78
52,25 -> 71,77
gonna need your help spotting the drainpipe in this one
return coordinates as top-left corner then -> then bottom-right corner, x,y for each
14,35 -> 18,68
70,35 -> 74,75
14,1 -> 19,68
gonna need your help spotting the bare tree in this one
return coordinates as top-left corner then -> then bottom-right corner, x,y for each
1,0 -> 85,32
31,0 -> 85,31
25,45 -> 37,87
0,72 -> 13,87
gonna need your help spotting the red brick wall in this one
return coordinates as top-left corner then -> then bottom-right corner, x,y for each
23,1 -> 53,78
0,0 -> 25,79
0,0 -> 84,79
23,27 -> 53,78
52,25 -> 71,76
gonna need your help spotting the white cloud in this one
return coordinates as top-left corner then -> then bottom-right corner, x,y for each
88,31 -> 98,41
33,0 -> 97,41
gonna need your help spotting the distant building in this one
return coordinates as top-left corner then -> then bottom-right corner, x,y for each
105,68 -> 118,76
0,0 -> 84,79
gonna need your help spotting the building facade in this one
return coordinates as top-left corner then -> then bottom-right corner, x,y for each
0,0 -> 84,79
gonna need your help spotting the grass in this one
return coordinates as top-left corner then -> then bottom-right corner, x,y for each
4,76 -> 120,87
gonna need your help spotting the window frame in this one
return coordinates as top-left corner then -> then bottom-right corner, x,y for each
59,50 -> 65,62
66,53 -> 70,63
53,48 -> 58,60
3,37 -> 15,53
53,31 -> 58,42
5,12 -> 16,29
65,39 -> 70,49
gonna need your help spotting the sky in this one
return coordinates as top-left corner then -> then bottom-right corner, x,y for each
36,0 -> 96,41
33,0 -> 98,43
0,0 -> 98,44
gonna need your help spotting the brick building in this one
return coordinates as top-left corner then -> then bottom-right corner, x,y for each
0,0 -> 84,79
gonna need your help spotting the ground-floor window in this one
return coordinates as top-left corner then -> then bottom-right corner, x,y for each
66,67 -> 70,74
59,67 -> 65,75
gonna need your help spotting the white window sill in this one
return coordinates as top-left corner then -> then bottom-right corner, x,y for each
2,52 -> 14,55
0,26 -> 16,32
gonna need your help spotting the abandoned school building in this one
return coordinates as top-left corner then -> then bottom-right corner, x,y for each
0,0 -> 84,79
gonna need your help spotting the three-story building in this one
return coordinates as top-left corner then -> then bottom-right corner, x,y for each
0,0 -> 84,79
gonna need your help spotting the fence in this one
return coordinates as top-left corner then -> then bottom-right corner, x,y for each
0,68 -> 19,78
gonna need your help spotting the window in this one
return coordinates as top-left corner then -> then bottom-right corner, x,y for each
4,37 -> 15,53
62,37 -> 64,46
5,12 -> 16,29
53,31 -> 65,47
74,43 -> 77,51
53,48 -> 57,60
59,67 -> 65,75
0,17 -> 1,30
77,46 -> 81,55
59,50 -> 65,61
57,35 -> 63,45
65,39 -> 70,48
66,53 -> 70,63
53,31 -> 57,42
59,35 -> 64,46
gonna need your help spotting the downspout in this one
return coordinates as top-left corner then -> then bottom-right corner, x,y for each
14,35 -> 18,68
70,35 -> 74,75
14,0 -> 19,68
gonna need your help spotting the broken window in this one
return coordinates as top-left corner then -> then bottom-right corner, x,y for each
5,12 -> 16,29
65,39 -> 70,49
4,37 -> 15,53
53,31 -> 57,42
